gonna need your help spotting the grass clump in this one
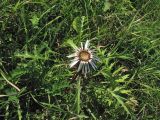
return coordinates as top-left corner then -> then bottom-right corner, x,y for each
0,0 -> 160,119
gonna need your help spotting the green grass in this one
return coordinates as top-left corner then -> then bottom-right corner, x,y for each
0,0 -> 160,119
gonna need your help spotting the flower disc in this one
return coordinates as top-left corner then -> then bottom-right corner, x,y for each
79,50 -> 90,61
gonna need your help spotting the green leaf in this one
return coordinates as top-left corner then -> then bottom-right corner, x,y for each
120,90 -> 131,95
30,15 -> 39,26
109,89 -> 131,114
112,67 -> 124,76
115,75 -> 129,83
103,0 -> 111,12
113,87 -> 124,92
72,17 -> 80,33
66,39 -> 78,50
72,16 -> 86,34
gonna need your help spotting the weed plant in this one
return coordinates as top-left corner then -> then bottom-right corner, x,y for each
0,0 -> 160,119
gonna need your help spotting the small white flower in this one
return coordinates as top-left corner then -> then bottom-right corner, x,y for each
67,40 -> 100,76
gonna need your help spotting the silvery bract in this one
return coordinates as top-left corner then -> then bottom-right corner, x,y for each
67,40 -> 100,76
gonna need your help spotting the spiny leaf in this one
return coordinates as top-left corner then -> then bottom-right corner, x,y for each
109,89 -> 131,115
72,16 -> 86,35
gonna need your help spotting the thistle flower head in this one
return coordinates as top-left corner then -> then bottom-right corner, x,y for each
67,40 -> 100,76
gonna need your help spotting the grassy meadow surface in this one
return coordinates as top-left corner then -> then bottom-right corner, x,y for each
0,0 -> 160,119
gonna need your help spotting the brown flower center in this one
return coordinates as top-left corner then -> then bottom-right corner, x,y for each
79,50 -> 90,61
